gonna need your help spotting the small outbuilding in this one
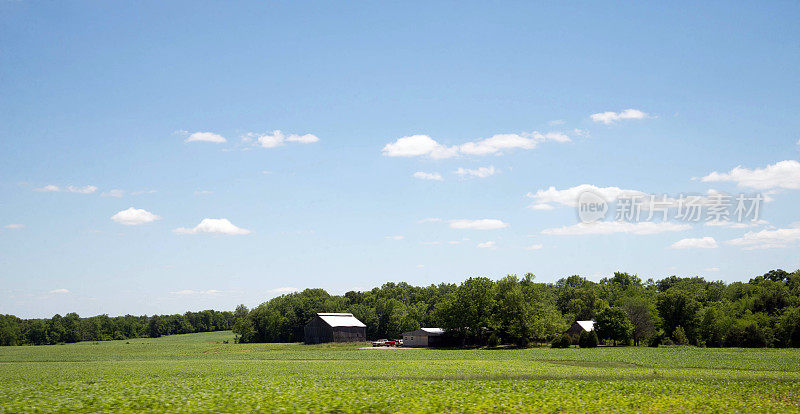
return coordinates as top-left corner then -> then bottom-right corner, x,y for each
402,327 -> 445,347
566,320 -> 595,339
304,313 -> 366,344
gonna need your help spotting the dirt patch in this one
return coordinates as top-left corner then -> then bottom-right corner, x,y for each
358,346 -> 416,350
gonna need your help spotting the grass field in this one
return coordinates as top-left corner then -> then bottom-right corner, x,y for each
1,331 -> 800,413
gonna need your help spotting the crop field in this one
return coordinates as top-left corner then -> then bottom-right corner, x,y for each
1,332 -> 800,413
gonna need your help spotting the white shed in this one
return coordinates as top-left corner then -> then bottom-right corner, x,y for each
402,327 -> 445,347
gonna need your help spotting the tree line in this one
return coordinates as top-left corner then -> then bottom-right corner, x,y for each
234,269 -> 800,348
0,310 -> 234,346
2,268 -> 799,347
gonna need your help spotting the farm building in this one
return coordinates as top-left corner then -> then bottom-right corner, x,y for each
402,328 -> 445,347
303,313 -> 366,344
566,320 -> 595,339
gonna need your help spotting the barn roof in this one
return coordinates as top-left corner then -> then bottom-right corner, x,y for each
576,320 -> 595,332
402,327 -> 445,336
316,313 -> 366,328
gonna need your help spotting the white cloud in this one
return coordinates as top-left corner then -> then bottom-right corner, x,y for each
418,217 -> 442,223
455,166 -> 497,178
130,189 -> 157,195
670,237 -> 718,249
49,288 -> 69,294
591,109 -> 649,124
727,223 -> 800,250
705,267 -> 720,272
420,241 -> 441,245
171,289 -> 222,295
34,184 -> 61,192
450,219 -> 509,230
529,203 -> 555,211
102,189 -> 125,198
527,184 -> 646,209
705,219 -> 769,229
285,133 -> 320,144
477,241 -> 497,249
67,185 -> 98,194
246,130 -> 320,149
269,287 -> 299,294
385,235 -> 404,240
701,160 -> 800,190
111,207 -> 161,226
542,221 -> 691,236
573,129 -> 590,138
525,244 -> 544,250
381,135 -> 458,159
194,190 -> 214,195
413,171 -> 443,181
35,184 -> 97,194
185,132 -> 227,143
174,218 -> 251,235
4,224 -> 25,229
459,132 -> 570,156
382,131 -> 570,159
549,120 -> 565,126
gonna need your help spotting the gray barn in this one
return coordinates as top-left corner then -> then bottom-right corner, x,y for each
303,313 -> 366,344
565,320 -> 595,343
402,328 -> 445,347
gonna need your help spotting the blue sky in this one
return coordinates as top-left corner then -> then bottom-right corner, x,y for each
1,1 -> 799,318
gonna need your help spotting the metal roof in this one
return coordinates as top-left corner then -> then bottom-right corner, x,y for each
576,320 -> 595,332
402,327 -> 445,336
316,313 -> 366,328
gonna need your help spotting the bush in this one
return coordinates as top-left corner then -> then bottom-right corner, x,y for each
648,335 -> 660,347
579,330 -> 598,348
672,326 -> 689,345
487,333 -> 500,348
551,333 -> 572,348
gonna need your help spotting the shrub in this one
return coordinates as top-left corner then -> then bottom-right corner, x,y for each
648,335 -> 660,347
551,333 -> 571,348
487,333 -> 500,348
672,326 -> 689,345
579,330 -> 598,348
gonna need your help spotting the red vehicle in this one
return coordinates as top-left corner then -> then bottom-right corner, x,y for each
385,339 -> 396,346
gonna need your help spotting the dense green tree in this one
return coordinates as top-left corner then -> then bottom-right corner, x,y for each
623,299 -> 655,346
657,291 -> 701,344
3,268 -> 800,349
595,306 -> 633,346
579,330 -> 599,348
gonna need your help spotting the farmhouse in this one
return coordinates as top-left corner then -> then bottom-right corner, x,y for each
402,327 -> 445,347
566,320 -> 595,339
303,313 -> 366,344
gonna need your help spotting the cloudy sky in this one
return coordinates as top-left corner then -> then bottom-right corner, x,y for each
1,2 -> 799,318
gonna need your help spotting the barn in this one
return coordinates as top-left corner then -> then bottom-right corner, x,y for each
565,320 -> 595,342
303,313 -> 366,344
402,327 -> 445,347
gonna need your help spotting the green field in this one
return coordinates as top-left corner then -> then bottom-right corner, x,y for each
1,331 -> 800,413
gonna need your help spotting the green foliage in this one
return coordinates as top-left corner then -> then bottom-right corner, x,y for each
3,268 -> 800,350
550,333 -> 571,348
623,298 -> 656,346
595,306 -> 633,346
657,291 -> 701,344
672,326 -> 689,345
0,311 -> 233,346
579,330 -> 599,348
